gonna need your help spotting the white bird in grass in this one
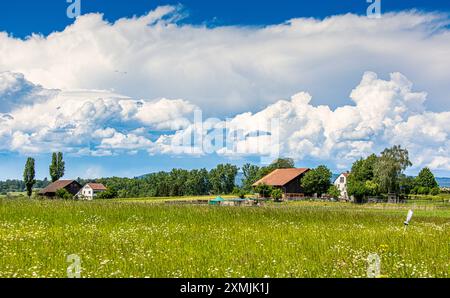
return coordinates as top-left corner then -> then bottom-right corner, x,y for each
404,209 -> 414,226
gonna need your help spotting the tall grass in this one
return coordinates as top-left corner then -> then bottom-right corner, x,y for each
0,198 -> 448,278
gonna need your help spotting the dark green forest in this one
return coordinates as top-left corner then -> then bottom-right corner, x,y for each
83,159 -> 295,198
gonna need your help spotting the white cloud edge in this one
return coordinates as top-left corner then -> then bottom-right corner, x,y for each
1,70 -> 449,173
0,7 -> 449,173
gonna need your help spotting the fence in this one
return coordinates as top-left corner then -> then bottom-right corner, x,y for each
165,200 -> 209,205
284,193 -> 305,200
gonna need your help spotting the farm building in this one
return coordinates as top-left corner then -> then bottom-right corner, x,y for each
208,197 -> 255,207
38,180 -> 82,197
334,172 -> 350,201
252,168 -> 310,199
76,183 -> 107,200
209,196 -> 225,205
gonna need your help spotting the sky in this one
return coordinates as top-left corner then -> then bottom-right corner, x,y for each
1,0 -> 450,180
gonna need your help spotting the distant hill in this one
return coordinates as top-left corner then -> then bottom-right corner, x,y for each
436,177 -> 450,187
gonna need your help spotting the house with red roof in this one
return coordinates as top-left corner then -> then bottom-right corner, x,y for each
76,183 -> 107,200
39,180 -> 82,197
252,168 -> 310,199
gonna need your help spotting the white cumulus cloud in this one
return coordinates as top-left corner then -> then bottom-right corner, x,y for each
0,7 -> 449,175
1,7 -> 450,116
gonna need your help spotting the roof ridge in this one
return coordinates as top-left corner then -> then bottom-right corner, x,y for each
253,168 -> 309,187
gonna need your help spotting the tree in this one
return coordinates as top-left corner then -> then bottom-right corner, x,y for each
327,185 -> 341,199
209,164 -> 238,194
347,180 -> 367,203
271,188 -> 283,202
49,152 -> 65,182
350,154 -> 378,182
347,153 -> 383,201
399,175 -> 415,195
23,158 -> 36,198
268,158 -> 295,169
364,180 -> 380,196
430,187 -> 440,196
241,163 -> 261,192
374,145 -> 412,194
185,169 -> 210,196
415,167 -> 438,189
301,165 -> 332,196
256,158 -> 296,179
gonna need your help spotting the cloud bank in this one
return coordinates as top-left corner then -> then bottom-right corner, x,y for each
1,70 -> 449,172
0,7 -> 449,174
1,6 -> 450,116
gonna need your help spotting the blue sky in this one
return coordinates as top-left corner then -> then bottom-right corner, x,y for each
2,0 -> 450,38
1,1 -> 450,180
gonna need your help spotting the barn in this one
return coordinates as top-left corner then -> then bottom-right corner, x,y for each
38,180 -> 82,197
252,168 -> 310,199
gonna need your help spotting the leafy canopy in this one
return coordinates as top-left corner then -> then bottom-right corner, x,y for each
49,152 -> 65,182
23,157 -> 36,198
301,165 -> 332,196
415,167 -> 438,189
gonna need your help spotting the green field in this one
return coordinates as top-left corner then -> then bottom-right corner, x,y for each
0,198 -> 449,278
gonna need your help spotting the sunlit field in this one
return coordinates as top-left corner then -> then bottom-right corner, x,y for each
0,198 -> 448,278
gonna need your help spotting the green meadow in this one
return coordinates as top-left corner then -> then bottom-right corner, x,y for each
0,198 -> 448,278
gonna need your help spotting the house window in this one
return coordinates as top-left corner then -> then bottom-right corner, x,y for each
340,177 -> 345,183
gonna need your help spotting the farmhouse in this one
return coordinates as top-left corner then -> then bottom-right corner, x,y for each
252,168 -> 310,199
39,180 -> 82,197
334,172 -> 350,201
76,183 -> 107,200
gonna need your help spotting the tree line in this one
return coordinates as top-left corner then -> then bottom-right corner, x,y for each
346,145 -> 440,202
10,146 -> 442,200
90,164 -> 239,198
77,159 -> 297,198
0,179 -> 50,195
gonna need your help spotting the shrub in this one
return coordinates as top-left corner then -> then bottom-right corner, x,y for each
55,188 -> 73,200
410,186 -> 419,195
417,186 -> 430,195
430,187 -> 440,196
232,187 -> 241,196
97,188 -> 118,200
238,190 -> 247,199
347,179 -> 366,203
231,187 -> 247,199
271,188 -> 283,202
327,185 -> 341,199
254,183 -> 273,198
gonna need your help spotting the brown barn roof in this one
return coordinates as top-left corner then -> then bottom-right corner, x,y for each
39,180 -> 77,194
253,168 -> 310,187
86,183 -> 107,191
